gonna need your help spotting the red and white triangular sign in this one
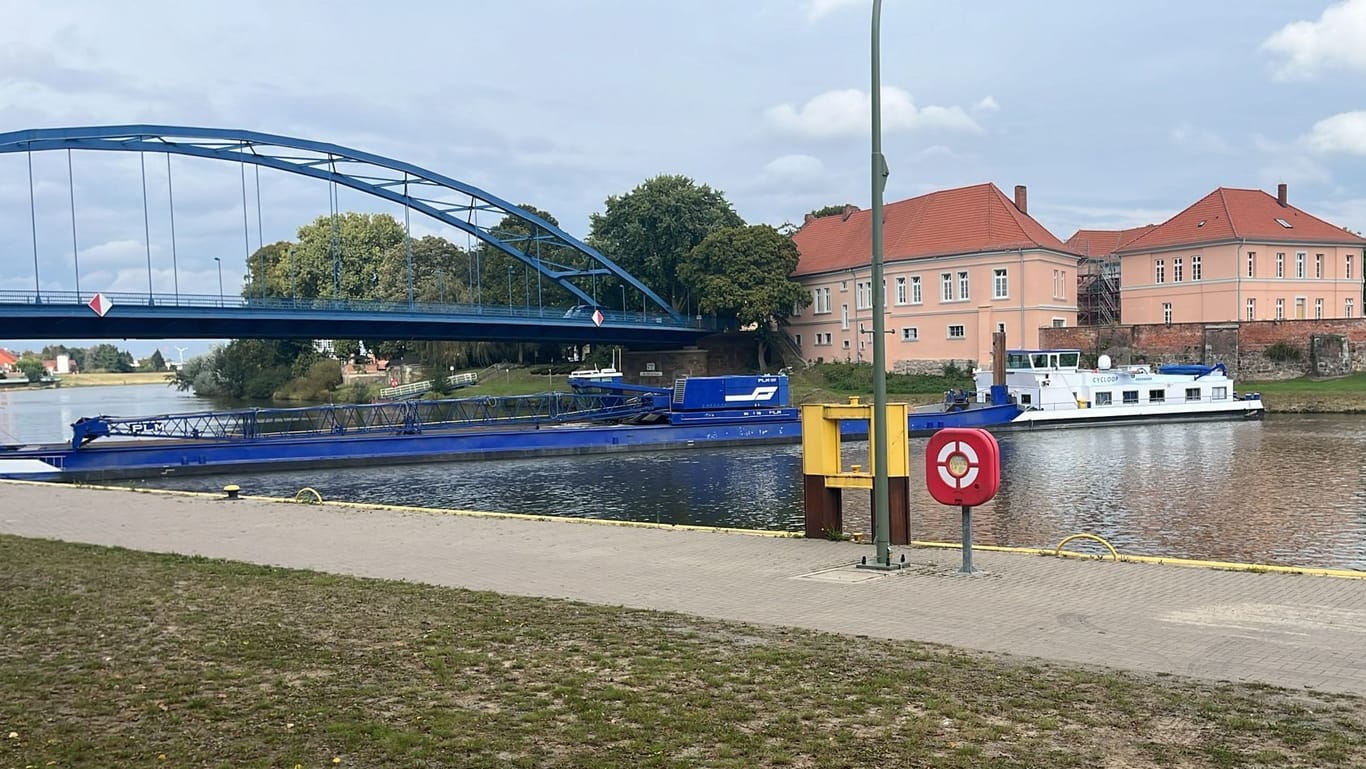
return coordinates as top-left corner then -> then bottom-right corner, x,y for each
591,308 -> 604,327
87,292 -> 113,317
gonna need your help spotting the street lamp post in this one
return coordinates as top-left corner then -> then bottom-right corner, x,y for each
213,257 -> 223,307
507,264 -> 514,309
620,285 -> 626,313
869,0 -> 895,569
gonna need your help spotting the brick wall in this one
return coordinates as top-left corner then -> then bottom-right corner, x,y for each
1040,319 -> 1366,378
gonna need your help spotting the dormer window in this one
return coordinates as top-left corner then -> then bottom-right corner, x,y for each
1196,220 -> 1206,228
1275,218 -> 1293,229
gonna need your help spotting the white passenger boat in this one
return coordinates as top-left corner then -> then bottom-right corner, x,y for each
974,349 -> 1264,429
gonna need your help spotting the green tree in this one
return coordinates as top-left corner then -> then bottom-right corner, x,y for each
680,225 -> 809,368
588,175 -> 744,312
209,339 -> 320,400
15,356 -> 46,383
85,344 -> 133,372
808,204 -> 855,219
145,350 -> 168,372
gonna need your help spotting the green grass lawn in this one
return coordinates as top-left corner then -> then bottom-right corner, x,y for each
1242,371 -> 1366,393
2,535 -> 1362,768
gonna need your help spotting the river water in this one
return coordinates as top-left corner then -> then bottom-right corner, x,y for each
4,383 -> 1365,570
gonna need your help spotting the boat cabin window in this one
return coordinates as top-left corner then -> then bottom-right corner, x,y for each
1149,389 -> 1165,403
1031,353 -> 1049,368
1185,387 -> 1201,401
1019,393 -> 1032,406
1007,352 -> 1032,369
1213,386 -> 1227,400
1122,390 -> 1139,405
1094,392 -> 1112,406
1057,352 -> 1080,368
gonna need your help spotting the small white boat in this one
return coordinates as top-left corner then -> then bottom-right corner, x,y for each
974,350 -> 1264,430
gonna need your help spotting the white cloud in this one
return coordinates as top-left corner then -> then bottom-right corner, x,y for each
804,0 -> 866,22
1263,0 -> 1366,80
972,95 -> 999,113
1302,111 -> 1366,155
765,87 -> 981,140
761,154 -> 826,182
1170,123 -> 1231,154
1258,155 -> 1331,188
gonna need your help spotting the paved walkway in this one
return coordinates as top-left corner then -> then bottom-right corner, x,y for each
3,481 -> 1366,695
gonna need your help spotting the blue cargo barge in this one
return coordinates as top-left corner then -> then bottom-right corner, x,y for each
0,372 -> 1021,482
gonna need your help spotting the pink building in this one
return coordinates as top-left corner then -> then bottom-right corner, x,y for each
1110,185 -> 1366,324
789,183 -> 1078,368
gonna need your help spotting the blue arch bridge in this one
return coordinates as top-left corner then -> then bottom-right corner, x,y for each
0,125 -> 712,348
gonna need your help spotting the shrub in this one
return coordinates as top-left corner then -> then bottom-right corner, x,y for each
1264,341 -> 1303,363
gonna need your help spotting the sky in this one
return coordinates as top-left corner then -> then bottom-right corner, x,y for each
1,0 -> 1365,358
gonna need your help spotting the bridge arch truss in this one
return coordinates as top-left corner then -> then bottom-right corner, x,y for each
0,125 -> 680,320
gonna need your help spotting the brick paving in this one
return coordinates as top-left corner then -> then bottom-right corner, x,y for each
3,481 -> 1365,695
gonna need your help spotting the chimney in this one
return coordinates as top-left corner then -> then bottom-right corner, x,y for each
1277,183 -> 1287,208
1014,185 -> 1028,215
804,212 -> 816,225
841,203 -> 859,221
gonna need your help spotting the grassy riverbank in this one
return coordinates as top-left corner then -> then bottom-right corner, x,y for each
2,534 -> 1362,768
55,371 -> 172,388
1241,372 -> 1366,413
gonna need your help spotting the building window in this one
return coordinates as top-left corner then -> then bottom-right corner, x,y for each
1191,255 -> 1202,281
1122,390 -> 1139,405
791,300 -> 802,317
911,275 -> 922,304
996,322 -> 1006,334
1185,387 -> 1201,401
1295,252 -> 1306,279
1348,254 -> 1355,280
1347,298 -> 1355,318
814,333 -> 831,347
855,281 -> 871,310
1173,257 -> 1183,283
1315,298 -> 1324,319
1246,298 -> 1255,321
1094,392 -> 1112,406
947,324 -> 966,339
1162,303 -> 1172,324
941,272 -> 953,302
841,304 -> 849,330
1247,251 -> 1256,277
793,334 -> 802,348
1149,389 -> 1165,403
958,271 -> 970,301
1275,298 -> 1284,320
813,287 -> 832,314
842,339 -> 850,349
1053,269 -> 1067,300
1315,253 -> 1323,278
894,276 -> 907,305
840,280 -> 848,292
1155,259 -> 1165,284
1052,317 -> 1066,328
1276,252 -> 1284,278
993,268 -> 1008,299
901,327 -> 918,341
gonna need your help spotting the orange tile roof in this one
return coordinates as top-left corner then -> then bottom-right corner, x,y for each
1064,226 -> 1156,258
0,348 -> 17,367
792,183 -> 1072,277
1117,187 -> 1366,253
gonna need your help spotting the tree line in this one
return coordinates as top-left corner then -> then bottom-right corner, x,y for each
3,344 -> 164,383
179,174 -> 812,401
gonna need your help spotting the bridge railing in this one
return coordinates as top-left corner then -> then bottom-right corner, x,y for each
0,290 -> 715,329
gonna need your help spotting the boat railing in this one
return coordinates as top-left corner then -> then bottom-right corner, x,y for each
69,391 -> 660,449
